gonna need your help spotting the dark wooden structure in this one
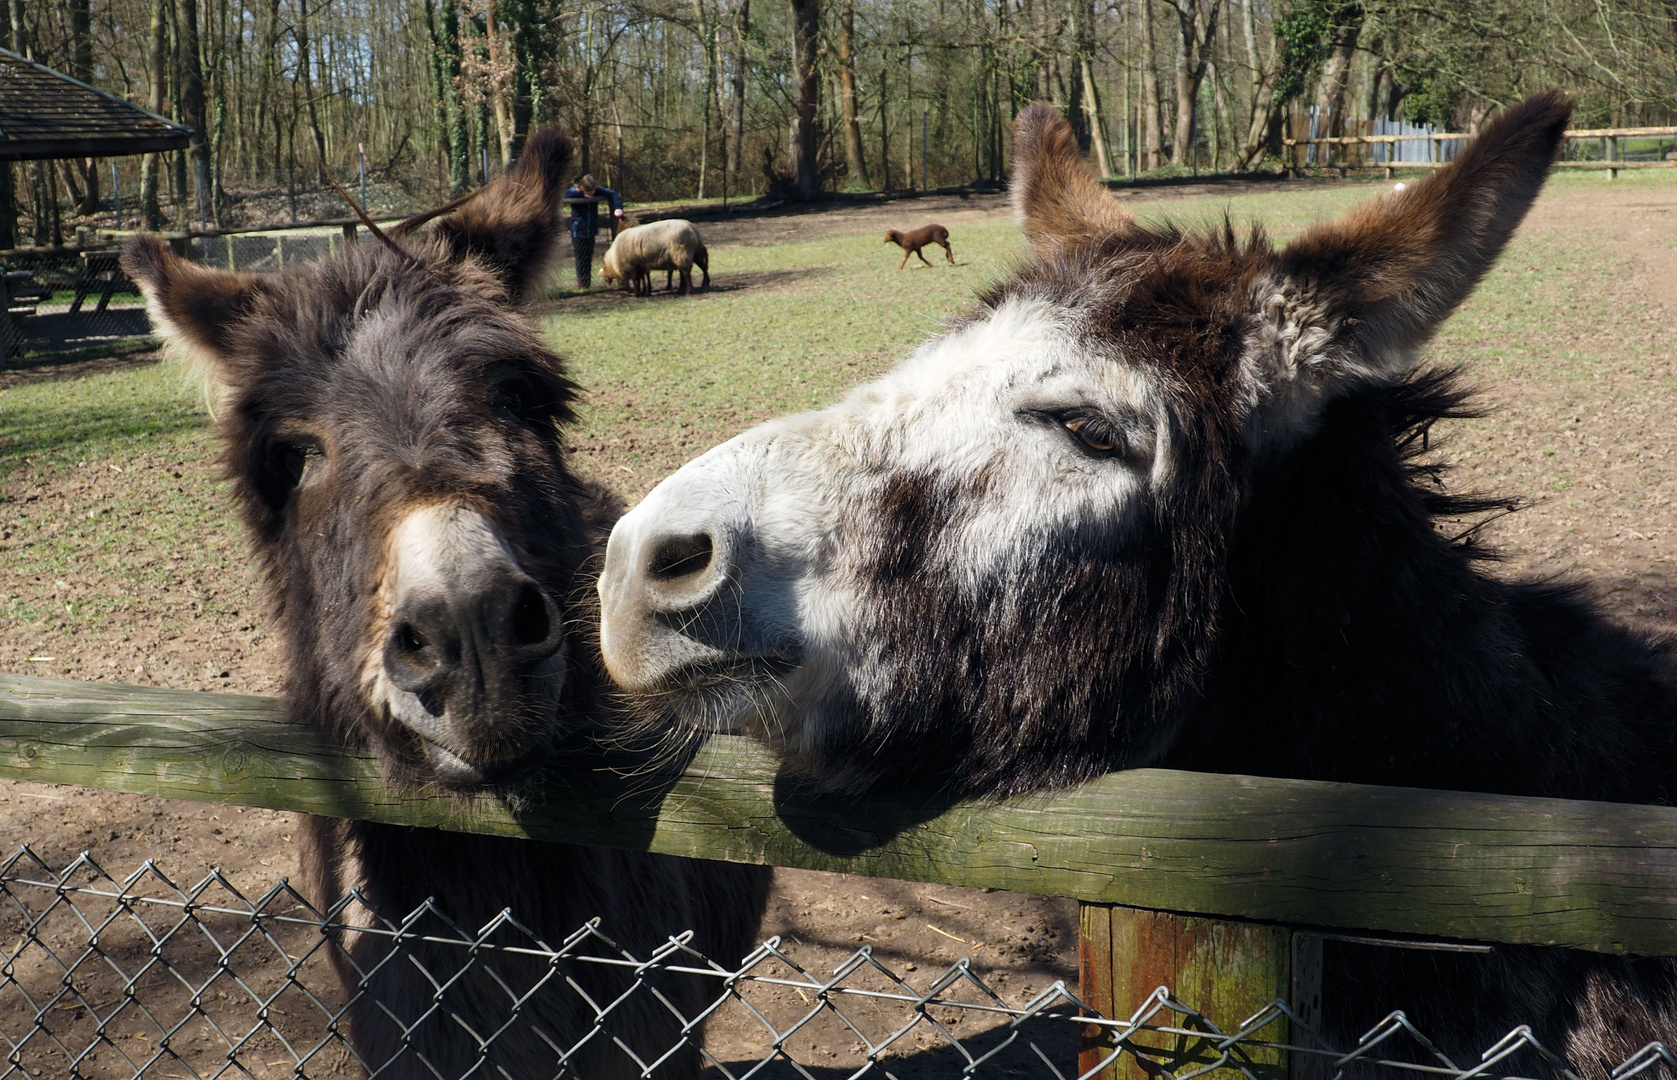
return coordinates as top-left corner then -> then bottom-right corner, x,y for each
0,49 -> 192,360
0,48 -> 191,162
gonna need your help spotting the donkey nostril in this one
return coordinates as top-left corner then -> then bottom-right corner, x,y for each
510,584 -> 551,645
648,533 -> 714,582
418,689 -> 446,717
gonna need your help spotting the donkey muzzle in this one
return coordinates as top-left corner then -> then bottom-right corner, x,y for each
378,504 -> 568,786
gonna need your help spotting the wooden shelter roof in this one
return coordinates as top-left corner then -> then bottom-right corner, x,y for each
0,49 -> 192,161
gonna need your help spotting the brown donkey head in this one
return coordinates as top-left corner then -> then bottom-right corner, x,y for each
124,132 -> 611,790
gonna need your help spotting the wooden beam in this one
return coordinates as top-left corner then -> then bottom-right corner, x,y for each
0,134 -> 193,161
5,674 -> 1677,956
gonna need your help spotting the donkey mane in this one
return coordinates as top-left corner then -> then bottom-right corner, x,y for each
1184,367 -> 1677,803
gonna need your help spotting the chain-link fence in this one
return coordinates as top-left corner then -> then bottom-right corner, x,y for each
4,845 -> 1674,1080
0,227 -> 369,367
1,247 -> 152,363
185,230 -> 363,274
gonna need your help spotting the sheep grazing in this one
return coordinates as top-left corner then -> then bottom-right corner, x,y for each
602,219 -> 711,296
883,224 -> 954,268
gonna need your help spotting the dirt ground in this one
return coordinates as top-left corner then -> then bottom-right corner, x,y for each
1,175 -> 1674,1073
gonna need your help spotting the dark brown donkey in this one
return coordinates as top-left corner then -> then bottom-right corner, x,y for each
122,132 -> 769,1080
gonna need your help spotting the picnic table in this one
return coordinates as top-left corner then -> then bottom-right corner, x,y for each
1,247 -> 137,362
1,248 -> 133,314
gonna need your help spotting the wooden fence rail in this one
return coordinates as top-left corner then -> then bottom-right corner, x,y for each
12,671 -> 1677,1076
1282,124 -> 1677,177
5,673 -> 1677,958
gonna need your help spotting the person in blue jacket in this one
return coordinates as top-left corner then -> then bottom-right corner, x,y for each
564,174 -> 623,288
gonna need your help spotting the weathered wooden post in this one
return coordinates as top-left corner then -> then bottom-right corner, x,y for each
1079,906 -> 1317,1080
0,272 -> 17,364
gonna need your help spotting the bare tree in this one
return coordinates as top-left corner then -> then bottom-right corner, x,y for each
727,0 -> 749,190
1163,0 -> 1221,166
789,0 -> 819,197
1139,0 -> 1164,167
839,3 -> 868,186
142,0 -> 165,229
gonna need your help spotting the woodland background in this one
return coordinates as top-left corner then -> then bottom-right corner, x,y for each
2,0 -> 1676,241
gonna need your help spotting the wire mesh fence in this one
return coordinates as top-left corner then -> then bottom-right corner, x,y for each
0,227 -> 369,366
0,246 -> 152,362
3,846 -> 1675,1080
185,231 -> 363,274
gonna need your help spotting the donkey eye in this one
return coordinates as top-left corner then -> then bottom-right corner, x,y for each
277,443 -> 323,487
494,379 -> 528,416
1062,414 -> 1123,456
493,376 -> 552,425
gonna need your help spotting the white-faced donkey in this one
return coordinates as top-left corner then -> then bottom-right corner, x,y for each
598,93 -> 1677,1074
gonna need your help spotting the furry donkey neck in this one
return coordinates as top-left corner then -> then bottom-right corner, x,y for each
1184,369 -> 1677,802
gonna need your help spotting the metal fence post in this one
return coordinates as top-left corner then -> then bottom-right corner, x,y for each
1079,904 -> 1302,1080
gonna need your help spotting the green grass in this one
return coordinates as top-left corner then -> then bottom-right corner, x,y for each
2,167 -> 1672,556
549,218 -> 1028,489
0,358 -> 210,480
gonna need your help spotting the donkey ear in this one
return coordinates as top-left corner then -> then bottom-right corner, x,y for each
122,235 -> 268,402
431,129 -> 573,298
1259,91 -> 1571,401
1010,103 -> 1135,258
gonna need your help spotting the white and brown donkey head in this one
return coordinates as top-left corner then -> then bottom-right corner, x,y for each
124,132 -> 611,790
596,94 -> 1572,797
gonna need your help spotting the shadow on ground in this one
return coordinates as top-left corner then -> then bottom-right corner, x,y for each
545,267 -> 832,311
0,379 -> 206,472
0,344 -> 160,391
707,1014 -> 1081,1079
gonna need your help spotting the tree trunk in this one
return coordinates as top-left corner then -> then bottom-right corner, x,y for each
1139,0 -> 1163,169
1169,0 -> 1221,167
55,159 -> 85,213
1081,58 -> 1112,177
727,0 -> 749,190
1233,0 -> 1273,168
425,0 -> 448,181
0,164 -> 15,249
839,5 -> 868,187
1,0 -> 23,251
1209,58 -> 1229,169
693,0 -> 717,199
443,0 -> 469,192
1312,22 -> 1358,137
485,0 -> 513,168
142,0 -> 166,230
1066,0 -> 1088,150
208,0 -> 228,220
878,60 -> 890,189
169,0 -> 191,229
788,0 -> 820,199
295,0 -> 328,170
69,0 -> 101,216
7,0 -> 26,57
179,0 -> 207,222
254,0 -> 279,181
